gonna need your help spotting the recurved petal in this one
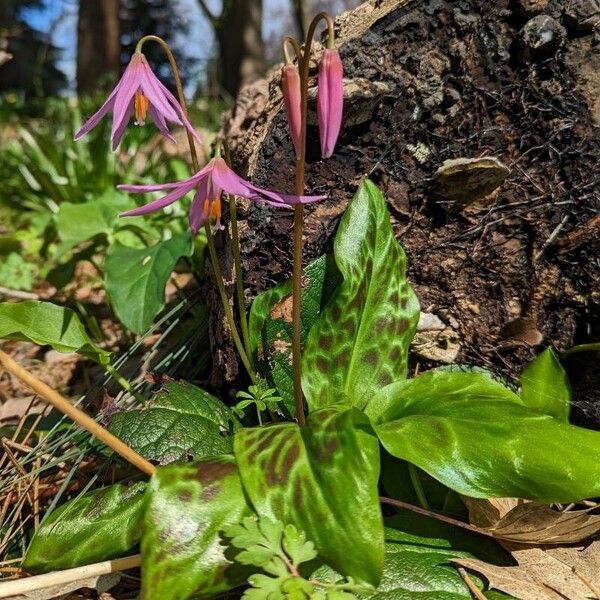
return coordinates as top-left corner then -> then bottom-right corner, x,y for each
140,69 -> 182,125
317,48 -> 344,158
119,181 -> 197,217
117,162 -> 212,193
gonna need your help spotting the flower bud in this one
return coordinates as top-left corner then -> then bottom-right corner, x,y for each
317,48 -> 343,158
281,64 -> 302,156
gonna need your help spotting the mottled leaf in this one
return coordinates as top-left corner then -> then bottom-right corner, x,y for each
141,456 -> 251,600
234,407 -> 383,586
0,300 -> 111,364
370,369 -> 600,502
23,482 -> 146,572
302,179 -> 419,411
520,348 -> 570,421
104,231 -> 193,334
109,381 -> 238,465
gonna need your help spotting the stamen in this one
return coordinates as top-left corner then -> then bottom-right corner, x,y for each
134,90 -> 149,125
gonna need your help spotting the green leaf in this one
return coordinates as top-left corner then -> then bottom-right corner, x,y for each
142,456 -> 251,600
0,300 -> 111,364
302,180 -> 420,412
370,521 -> 511,599
23,482 -> 146,572
55,191 -> 136,254
104,231 -> 193,334
520,348 -> 570,421
314,514 -> 512,599
109,381 -> 238,465
248,256 -> 333,415
370,369 -> 600,502
234,407 -> 383,586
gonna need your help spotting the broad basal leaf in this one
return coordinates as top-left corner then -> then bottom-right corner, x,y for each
248,256 -> 332,415
142,456 -> 251,600
302,179 -> 419,411
109,381 -> 238,465
56,191 -> 137,255
234,407 -> 383,586
0,300 -> 111,364
314,515 -> 512,599
104,231 -> 193,334
23,482 -> 146,572
369,369 -> 600,502
520,348 -> 569,421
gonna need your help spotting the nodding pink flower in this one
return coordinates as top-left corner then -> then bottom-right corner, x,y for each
317,48 -> 344,158
74,52 -> 201,151
281,64 -> 302,156
118,156 -> 327,234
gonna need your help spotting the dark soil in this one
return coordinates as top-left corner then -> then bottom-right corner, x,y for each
225,0 -> 600,426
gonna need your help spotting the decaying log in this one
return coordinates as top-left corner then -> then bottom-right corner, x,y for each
214,0 -> 600,422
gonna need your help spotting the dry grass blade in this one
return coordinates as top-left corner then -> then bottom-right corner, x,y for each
464,498 -> 600,544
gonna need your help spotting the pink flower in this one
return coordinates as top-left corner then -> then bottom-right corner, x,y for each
118,157 -> 327,234
317,48 -> 344,158
281,64 -> 302,156
74,52 -> 201,151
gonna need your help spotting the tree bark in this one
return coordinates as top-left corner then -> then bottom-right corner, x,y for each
218,0 -> 600,421
76,0 -> 120,95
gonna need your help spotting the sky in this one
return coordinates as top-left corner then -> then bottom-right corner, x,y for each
18,0 -> 299,94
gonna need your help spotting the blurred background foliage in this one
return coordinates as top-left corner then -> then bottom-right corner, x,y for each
0,0 -> 357,339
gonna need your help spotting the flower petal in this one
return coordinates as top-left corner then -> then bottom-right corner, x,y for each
317,48 -> 344,158
188,179 -> 210,234
120,181 -> 197,217
281,64 -> 302,156
148,104 -> 176,144
152,76 -> 204,145
74,88 -> 117,140
111,55 -> 144,144
111,103 -> 133,151
117,162 -> 212,193
140,69 -> 183,125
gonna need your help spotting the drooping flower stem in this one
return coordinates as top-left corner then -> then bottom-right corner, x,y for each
137,35 -> 256,382
285,13 -> 335,427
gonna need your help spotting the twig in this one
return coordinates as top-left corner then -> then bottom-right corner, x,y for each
379,496 -> 494,538
0,286 -> 39,300
457,566 -> 487,600
0,555 -> 141,598
0,351 -> 155,476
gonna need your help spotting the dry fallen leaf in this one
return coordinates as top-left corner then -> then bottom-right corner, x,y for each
463,498 -> 600,544
454,540 -> 600,600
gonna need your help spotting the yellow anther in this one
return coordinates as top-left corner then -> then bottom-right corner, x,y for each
134,90 -> 149,125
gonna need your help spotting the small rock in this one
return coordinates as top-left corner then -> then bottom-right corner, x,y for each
520,15 -> 567,60
417,312 -> 446,331
514,0 -> 550,18
411,328 -> 461,364
564,0 -> 600,34
432,156 -> 510,209
467,302 -> 481,315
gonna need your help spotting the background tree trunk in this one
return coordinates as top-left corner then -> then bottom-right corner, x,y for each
218,0 -> 600,423
76,0 -> 120,95
199,0 -> 265,98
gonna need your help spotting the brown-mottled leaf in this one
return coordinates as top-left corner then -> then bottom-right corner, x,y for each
454,541 -> 600,600
463,498 -> 600,544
